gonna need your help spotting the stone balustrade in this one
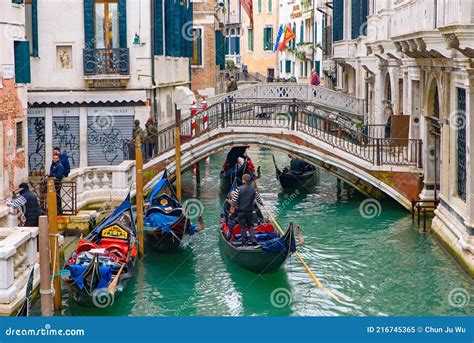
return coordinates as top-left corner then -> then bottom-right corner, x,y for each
0,226 -> 39,315
66,160 -> 135,210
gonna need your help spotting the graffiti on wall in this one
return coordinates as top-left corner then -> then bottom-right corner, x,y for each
52,117 -> 80,167
27,116 -> 45,175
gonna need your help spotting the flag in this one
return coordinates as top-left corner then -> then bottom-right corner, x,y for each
241,0 -> 253,28
278,25 -> 296,51
273,24 -> 284,52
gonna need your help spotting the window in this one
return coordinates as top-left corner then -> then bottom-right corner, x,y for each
14,41 -> 31,83
248,28 -> 254,51
285,60 -> 291,73
25,0 -> 38,56
257,0 -> 262,13
192,28 -> 202,66
300,23 -> 304,44
12,0 -> 24,4
16,121 -> 24,149
300,62 -> 304,77
267,0 -> 272,13
263,27 -> 273,51
94,0 -> 120,49
456,88 -> 467,201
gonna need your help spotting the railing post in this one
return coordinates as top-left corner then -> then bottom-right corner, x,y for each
221,99 -> 226,128
417,139 -> 423,169
291,98 -> 296,131
375,138 -> 382,166
46,178 -> 61,310
228,98 -> 233,122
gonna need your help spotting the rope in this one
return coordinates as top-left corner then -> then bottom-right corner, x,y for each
49,233 -> 60,294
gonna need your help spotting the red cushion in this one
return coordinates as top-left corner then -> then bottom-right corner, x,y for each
100,238 -> 130,255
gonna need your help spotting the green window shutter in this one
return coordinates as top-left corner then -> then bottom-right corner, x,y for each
333,0 -> 344,42
118,0 -> 127,48
14,41 -> 31,84
300,24 -> 304,44
215,30 -> 225,70
12,0 -> 24,4
285,60 -> 291,73
248,28 -> 253,51
258,0 -> 262,13
32,0 -> 38,57
153,0 -> 163,55
197,30 -> 202,65
84,0 -> 94,48
292,24 -> 296,48
268,0 -> 272,12
185,4 -> 193,57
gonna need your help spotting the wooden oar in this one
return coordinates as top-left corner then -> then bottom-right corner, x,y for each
255,184 -> 342,302
108,263 -> 126,295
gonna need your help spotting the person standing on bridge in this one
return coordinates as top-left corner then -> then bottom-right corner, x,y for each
310,68 -> 320,86
8,182 -> 41,227
145,117 -> 158,159
53,147 -> 71,177
227,76 -> 238,92
48,153 -> 65,214
231,174 -> 263,246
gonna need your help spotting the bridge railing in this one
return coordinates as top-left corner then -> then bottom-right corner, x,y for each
144,99 -> 422,168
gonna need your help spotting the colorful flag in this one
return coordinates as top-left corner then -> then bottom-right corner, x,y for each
241,0 -> 253,28
273,24 -> 284,52
278,24 -> 296,51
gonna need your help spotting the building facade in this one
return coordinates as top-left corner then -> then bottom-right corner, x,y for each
278,0 -> 324,83
26,0 -> 193,175
240,0 -> 279,78
224,0 -> 242,68
191,0 -> 226,97
331,0 -> 474,275
0,1 -> 29,214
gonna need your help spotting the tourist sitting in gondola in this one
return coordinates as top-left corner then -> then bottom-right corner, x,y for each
230,174 -> 264,246
289,154 -> 312,174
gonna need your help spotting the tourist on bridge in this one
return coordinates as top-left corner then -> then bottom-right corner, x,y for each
289,154 -> 311,174
227,76 -> 238,92
53,146 -> 71,177
231,174 -> 263,246
7,182 -> 41,227
145,117 -> 158,159
310,68 -> 320,86
133,119 -> 145,143
48,154 -> 65,214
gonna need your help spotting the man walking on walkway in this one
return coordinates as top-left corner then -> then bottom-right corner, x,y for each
231,174 -> 263,246
49,153 -> 65,214
8,182 -> 41,227
53,147 -> 71,177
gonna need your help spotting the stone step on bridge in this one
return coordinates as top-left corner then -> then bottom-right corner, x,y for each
143,95 -> 423,210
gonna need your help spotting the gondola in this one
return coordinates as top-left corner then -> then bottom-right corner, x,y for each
143,170 -> 197,252
16,268 -> 34,316
64,196 -> 137,308
219,194 -> 296,273
219,146 -> 256,193
273,154 -> 317,189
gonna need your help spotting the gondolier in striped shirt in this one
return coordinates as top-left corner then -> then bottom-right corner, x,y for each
7,182 -> 41,227
231,174 -> 263,246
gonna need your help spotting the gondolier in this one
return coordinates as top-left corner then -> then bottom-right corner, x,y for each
289,154 -> 311,173
8,182 -> 41,227
231,174 -> 263,246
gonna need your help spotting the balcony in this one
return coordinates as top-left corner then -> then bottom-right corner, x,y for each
83,48 -> 130,87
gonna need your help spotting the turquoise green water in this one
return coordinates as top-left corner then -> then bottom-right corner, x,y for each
61,147 -> 474,316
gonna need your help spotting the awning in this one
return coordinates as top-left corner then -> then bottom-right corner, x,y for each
174,86 -> 196,111
28,90 -> 148,106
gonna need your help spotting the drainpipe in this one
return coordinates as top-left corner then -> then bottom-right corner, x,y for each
150,0 -> 158,122
312,0 -> 315,69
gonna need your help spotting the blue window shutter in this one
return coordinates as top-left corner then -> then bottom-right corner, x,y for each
300,24 -> 304,44
14,41 -> 31,84
352,0 -> 368,39
315,61 -> 321,75
235,36 -> 240,54
32,0 -> 38,57
215,30 -> 225,70
185,3 -> 193,57
285,60 -> 291,73
153,0 -> 163,55
119,0 -> 127,48
84,0 -> 94,48
225,37 -> 230,54
333,0 -> 344,42
198,32 -> 202,65
12,0 -> 24,4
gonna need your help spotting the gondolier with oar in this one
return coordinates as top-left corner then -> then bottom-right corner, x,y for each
231,174 -> 263,246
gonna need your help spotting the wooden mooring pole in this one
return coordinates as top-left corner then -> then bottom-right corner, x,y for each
135,135 -> 145,256
38,216 -> 52,316
175,106 -> 182,201
46,178 -> 61,310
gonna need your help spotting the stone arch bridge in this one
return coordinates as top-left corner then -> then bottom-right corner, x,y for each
143,85 -> 423,210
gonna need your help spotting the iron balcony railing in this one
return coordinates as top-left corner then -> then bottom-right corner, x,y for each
134,98 -> 423,168
83,48 -> 130,76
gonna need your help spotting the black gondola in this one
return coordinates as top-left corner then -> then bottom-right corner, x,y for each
16,268 -> 34,316
143,170 -> 197,252
219,146 -> 256,193
219,196 -> 296,273
64,196 -> 138,307
273,154 -> 317,189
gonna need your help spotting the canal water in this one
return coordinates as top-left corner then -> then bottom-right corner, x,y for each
61,147 -> 474,316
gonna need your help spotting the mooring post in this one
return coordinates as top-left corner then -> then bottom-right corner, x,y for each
175,105 -> 182,201
193,102 -> 201,184
46,178 -> 61,310
38,216 -> 52,316
135,135 -> 145,256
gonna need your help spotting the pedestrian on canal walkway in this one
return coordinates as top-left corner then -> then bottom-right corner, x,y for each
53,146 -> 71,177
48,153 -> 65,215
145,117 -> 158,159
7,182 -> 41,227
